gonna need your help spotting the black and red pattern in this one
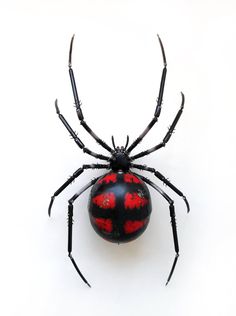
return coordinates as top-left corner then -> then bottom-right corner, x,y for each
89,172 -> 151,242
49,34 -> 190,287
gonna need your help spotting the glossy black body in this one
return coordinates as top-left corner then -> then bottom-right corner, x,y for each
88,171 -> 152,243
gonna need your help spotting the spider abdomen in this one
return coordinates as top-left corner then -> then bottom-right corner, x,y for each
88,171 -> 152,243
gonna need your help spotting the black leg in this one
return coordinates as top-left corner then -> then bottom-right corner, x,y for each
131,163 -> 190,213
127,35 -> 167,153
48,163 -> 109,216
68,35 -> 113,153
55,100 -> 110,161
130,92 -> 185,160
134,173 -> 179,285
67,178 -> 100,287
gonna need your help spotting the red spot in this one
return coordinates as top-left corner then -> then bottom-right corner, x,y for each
124,192 -> 148,209
124,220 -> 147,234
98,173 -> 117,184
95,218 -> 113,233
124,173 -> 142,184
92,193 -> 116,209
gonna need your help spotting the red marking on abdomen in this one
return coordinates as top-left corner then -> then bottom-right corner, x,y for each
124,173 -> 142,184
92,193 -> 116,209
95,218 -> 113,233
124,192 -> 148,209
124,220 -> 147,234
98,173 -> 117,184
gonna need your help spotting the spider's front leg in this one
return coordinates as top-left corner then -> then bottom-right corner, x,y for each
48,164 -> 109,216
127,34 -> 167,153
68,35 -> 113,153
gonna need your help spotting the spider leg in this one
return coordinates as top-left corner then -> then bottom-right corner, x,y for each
130,92 -> 185,160
127,35 -> 167,153
68,177 -> 100,287
134,173 -> 179,285
48,163 -> 109,216
54,100 -> 110,161
131,163 -> 190,213
68,35 -> 113,153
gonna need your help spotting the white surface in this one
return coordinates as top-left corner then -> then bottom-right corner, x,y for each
0,1 -> 236,315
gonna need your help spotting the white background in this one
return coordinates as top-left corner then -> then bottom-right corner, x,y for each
0,0 -> 236,315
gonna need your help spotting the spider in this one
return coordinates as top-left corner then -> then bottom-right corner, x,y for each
48,34 -> 190,287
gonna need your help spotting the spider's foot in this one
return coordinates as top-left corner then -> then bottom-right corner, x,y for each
54,99 -> 60,114
69,253 -> 91,288
48,196 -> 55,217
165,253 -> 179,286
183,196 -> 190,213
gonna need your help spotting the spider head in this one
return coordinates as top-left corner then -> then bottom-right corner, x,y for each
110,136 -> 131,172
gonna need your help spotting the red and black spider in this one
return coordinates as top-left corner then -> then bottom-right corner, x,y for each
48,35 -> 190,287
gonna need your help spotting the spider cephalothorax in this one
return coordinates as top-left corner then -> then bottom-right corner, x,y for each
110,136 -> 131,172
49,34 -> 190,288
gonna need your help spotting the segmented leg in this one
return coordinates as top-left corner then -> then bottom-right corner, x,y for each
68,178 -> 100,287
55,100 -> 110,161
48,164 -> 109,216
131,162 -> 190,213
127,35 -> 167,153
134,173 -> 179,285
68,35 -> 113,153
130,92 -> 185,160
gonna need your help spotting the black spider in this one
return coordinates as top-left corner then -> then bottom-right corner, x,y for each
49,35 -> 190,287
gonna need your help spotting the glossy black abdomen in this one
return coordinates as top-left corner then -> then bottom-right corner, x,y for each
88,171 -> 152,243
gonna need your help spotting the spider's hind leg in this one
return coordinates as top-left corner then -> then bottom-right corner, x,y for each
134,173 -> 180,285
67,177 -> 100,287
